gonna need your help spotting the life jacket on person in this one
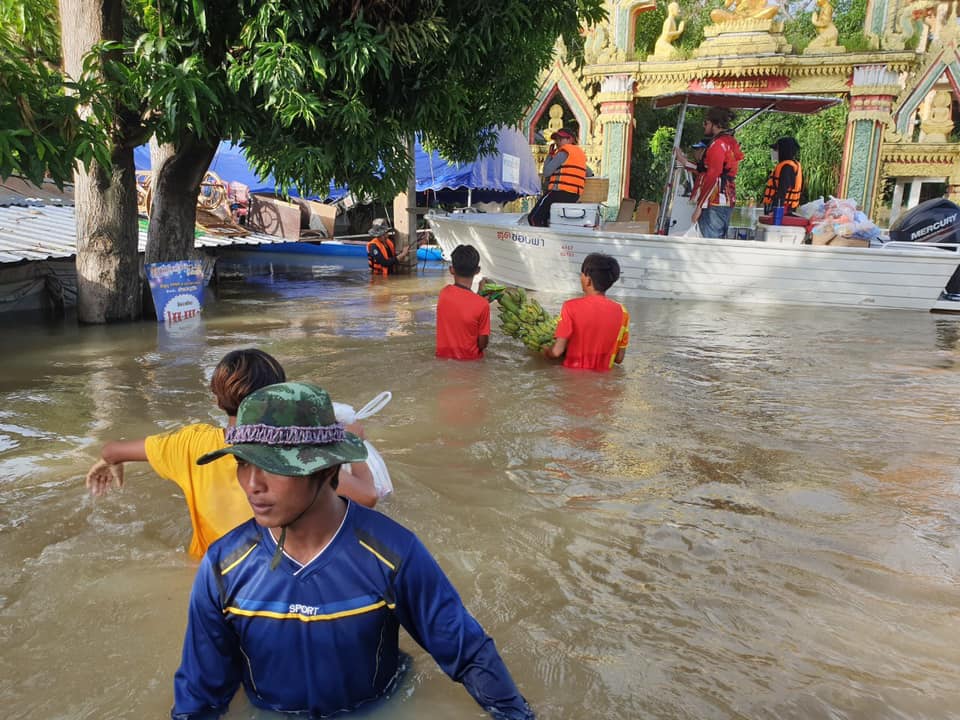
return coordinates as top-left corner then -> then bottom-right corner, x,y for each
367,235 -> 396,275
763,160 -> 803,211
546,143 -> 587,195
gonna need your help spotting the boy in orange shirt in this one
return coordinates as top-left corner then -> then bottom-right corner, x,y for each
435,244 -> 491,360
544,253 -> 629,371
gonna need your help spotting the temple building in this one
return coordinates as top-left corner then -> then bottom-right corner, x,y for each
523,0 -> 960,224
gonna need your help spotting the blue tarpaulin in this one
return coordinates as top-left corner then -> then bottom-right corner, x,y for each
134,127 -> 539,203
133,144 -> 348,202
415,127 -> 540,199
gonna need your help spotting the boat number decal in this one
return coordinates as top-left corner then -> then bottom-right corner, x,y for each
496,231 -> 544,248
560,243 -> 575,258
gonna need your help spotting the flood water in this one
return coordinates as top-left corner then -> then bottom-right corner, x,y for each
2,251 -> 960,720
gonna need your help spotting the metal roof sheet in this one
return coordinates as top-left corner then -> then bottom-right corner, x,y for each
0,204 -> 298,265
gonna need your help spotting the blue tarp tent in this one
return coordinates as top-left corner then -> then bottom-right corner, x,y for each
415,126 -> 540,202
134,127 -> 539,204
133,144 -> 349,202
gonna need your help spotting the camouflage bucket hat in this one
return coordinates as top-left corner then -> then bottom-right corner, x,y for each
197,382 -> 367,475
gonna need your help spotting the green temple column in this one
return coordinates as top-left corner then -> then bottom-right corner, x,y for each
839,65 -> 900,215
597,74 -> 636,216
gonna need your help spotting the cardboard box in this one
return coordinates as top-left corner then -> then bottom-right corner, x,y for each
825,236 -> 869,248
580,178 -> 609,204
810,227 -> 835,245
304,200 -> 337,237
551,203 -> 600,228
634,200 -> 659,228
248,194 -> 302,239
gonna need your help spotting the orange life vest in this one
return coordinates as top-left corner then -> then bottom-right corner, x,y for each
763,159 -> 802,211
546,143 -> 587,195
367,236 -> 396,275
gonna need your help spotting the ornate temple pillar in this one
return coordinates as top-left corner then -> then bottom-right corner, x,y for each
839,65 -> 901,213
596,74 -> 636,212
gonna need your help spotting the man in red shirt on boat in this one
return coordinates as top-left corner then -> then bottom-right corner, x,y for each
527,128 -> 589,227
691,107 -> 744,239
367,219 -> 410,275
543,253 -> 629,371
435,244 -> 491,360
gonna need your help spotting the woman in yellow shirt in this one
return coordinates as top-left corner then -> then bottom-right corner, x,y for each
85,349 -> 377,559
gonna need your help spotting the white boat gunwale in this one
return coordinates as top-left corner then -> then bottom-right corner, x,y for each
427,212 -> 960,312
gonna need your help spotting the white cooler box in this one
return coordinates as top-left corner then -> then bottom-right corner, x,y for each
756,224 -> 806,245
551,203 -> 601,228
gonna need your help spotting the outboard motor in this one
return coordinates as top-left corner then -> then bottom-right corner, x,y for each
889,198 -> 960,296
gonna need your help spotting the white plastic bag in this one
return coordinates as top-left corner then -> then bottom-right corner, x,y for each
334,392 -> 394,499
682,222 -> 702,238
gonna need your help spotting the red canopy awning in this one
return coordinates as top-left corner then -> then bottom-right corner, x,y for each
652,91 -> 841,115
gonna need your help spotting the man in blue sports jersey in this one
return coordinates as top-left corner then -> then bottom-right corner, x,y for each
172,382 -> 534,720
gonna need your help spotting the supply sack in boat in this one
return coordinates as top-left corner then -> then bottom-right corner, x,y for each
682,222 -> 702,238
479,283 -> 559,351
796,197 -> 825,221
333,392 -> 393,499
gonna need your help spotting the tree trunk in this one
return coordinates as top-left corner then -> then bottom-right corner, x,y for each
73,149 -> 142,322
146,135 -> 219,264
59,0 -> 142,323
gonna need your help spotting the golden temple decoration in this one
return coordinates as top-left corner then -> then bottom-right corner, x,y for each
584,21 -> 626,65
652,2 -> 685,61
805,0 -> 845,54
695,1 -> 791,58
920,89 -> 957,141
710,0 -> 780,24
883,0 -> 939,51
546,104 -> 565,138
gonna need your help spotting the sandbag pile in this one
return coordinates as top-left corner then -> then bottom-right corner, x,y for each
479,283 -> 559,351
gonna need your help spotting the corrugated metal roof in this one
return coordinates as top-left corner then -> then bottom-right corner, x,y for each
0,204 -> 298,265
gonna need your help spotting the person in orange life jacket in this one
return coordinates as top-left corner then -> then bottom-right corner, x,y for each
436,244 -> 490,360
84,349 -> 377,559
544,253 -> 630,372
367,219 -> 410,275
527,127 -> 591,227
691,107 -> 744,239
763,137 -> 803,214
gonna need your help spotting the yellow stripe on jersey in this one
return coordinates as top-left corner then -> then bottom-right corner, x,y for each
225,599 -> 395,622
358,539 -> 397,571
221,542 -> 259,576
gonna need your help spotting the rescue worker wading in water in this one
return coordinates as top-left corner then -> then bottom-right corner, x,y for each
527,128 -> 589,227
366,219 -> 410,275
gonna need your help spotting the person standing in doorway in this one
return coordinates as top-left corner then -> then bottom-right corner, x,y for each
691,107 -> 744,239
367,219 -> 410,275
527,128 -> 588,227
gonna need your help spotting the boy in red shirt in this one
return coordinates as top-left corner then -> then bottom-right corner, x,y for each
544,253 -> 629,371
436,244 -> 491,360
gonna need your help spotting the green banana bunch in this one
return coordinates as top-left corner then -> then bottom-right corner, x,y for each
488,285 -> 558,351
477,281 -> 506,303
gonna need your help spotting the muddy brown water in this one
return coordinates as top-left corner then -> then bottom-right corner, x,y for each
2,251 -> 959,719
